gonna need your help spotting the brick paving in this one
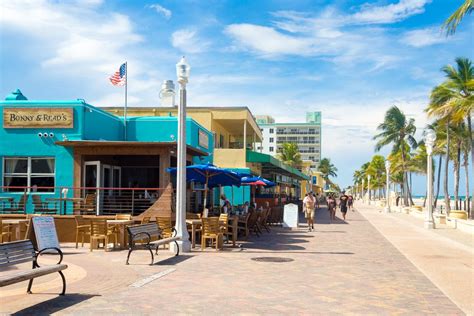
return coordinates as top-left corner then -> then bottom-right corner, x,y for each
0,206 -> 464,315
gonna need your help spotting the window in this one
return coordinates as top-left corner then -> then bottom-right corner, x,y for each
269,128 -> 274,133
269,147 -> 274,152
3,157 -> 55,192
220,134 -> 225,148
269,137 -> 274,143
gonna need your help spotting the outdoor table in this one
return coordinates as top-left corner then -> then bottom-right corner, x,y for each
107,219 -> 134,249
186,219 -> 202,248
2,219 -> 28,241
46,197 -> 84,215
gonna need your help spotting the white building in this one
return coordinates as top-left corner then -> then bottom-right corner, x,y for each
255,112 -> 322,169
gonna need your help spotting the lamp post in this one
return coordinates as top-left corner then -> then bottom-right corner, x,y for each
173,57 -> 191,252
385,160 -> 391,213
424,129 -> 436,229
367,175 -> 371,205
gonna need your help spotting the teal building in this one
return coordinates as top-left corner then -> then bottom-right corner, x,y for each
0,90 -> 213,214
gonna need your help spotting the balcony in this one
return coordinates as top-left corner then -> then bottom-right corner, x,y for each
213,148 -> 247,169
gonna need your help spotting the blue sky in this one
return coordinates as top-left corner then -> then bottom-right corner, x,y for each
0,0 -> 472,194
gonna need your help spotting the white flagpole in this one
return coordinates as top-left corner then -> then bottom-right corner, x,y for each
124,61 -> 128,141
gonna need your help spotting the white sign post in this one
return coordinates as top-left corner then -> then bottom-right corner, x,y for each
31,216 -> 60,251
283,203 -> 299,228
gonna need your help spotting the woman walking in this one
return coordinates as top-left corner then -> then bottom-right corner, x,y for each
327,194 -> 337,221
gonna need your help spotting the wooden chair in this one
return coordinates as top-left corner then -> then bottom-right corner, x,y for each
32,195 -> 58,215
218,213 -> 229,235
0,219 -> 12,243
224,215 -> 238,247
141,216 -> 151,224
89,219 -> 116,252
201,217 -> 223,250
237,212 -> 251,240
156,217 -> 173,238
4,193 -> 28,214
78,194 -> 96,215
115,214 -> 132,220
74,215 -> 90,248
258,208 -> 271,233
247,210 -> 261,237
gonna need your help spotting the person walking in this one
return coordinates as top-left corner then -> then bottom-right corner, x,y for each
327,195 -> 336,221
348,194 -> 354,212
339,190 -> 349,220
303,192 -> 316,232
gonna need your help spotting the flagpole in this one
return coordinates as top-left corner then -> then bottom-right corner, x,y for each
124,61 -> 128,141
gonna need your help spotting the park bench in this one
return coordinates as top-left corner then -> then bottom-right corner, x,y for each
0,240 -> 67,295
125,223 -> 180,265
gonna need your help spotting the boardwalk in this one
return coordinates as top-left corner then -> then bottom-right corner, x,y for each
1,206 -> 466,315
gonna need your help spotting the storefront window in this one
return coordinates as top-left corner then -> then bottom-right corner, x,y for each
3,157 -> 55,192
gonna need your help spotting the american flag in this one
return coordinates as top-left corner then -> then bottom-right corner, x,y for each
109,62 -> 127,86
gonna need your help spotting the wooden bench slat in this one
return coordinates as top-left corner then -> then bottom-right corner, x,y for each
0,241 -> 35,251
0,264 -> 68,287
150,236 -> 180,246
0,252 -> 35,263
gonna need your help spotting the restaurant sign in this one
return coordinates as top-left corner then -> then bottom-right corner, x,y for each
198,129 -> 209,149
3,108 -> 74,128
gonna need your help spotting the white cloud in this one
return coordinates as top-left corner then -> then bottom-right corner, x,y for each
0,0 -> 143,74
401,27 -> 447,47
171,29 -> 210,53
147,4 -> 172,19
352,0 -> 431,24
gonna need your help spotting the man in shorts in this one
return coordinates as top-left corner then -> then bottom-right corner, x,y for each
339,190 -> 349,220
303,192 -> 316,232
348,194 -> 354,212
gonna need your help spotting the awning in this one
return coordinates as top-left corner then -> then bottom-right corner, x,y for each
55,140 -> 208,157
246,151 -> 309,181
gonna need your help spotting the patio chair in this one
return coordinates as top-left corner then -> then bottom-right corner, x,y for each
237,212 -> 251,239
247,210 -> 261,238
74,215 -> 90,248
89,219 -> 117,252
0,219 -> 12,243
201,217 -> 223,250
258,208 -> 271,233
156,217 -> 173,238
77,194 -> 96,215
32,195 -> 58,215
141,216 -> 151,224
218,213 -> 228,235
224,215 -> 238,247
115,214 -> 132,220
3,193 -> 28,214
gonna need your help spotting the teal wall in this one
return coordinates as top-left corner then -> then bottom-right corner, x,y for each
0,95 -> 213,214
213,168 -> 251,206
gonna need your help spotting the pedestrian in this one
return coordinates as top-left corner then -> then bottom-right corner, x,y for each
348,194 -> 354,212
339,190 -> 349,220
303,192 -> 316,232
327,194 -> 336,221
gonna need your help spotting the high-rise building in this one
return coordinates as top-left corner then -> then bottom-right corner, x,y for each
255,112 -> 322,169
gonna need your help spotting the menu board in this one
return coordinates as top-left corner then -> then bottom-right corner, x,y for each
31,216 -> 60,251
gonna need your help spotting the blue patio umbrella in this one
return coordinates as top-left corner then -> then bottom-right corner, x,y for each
167,163 -> 242,208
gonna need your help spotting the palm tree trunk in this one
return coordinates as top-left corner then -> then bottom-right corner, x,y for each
444,120 -> 451,213
454,142 -> 461,210
465,154 -> 470,213
467,113 -> 474,219
401,147 -> 409,206
423,190 -> 427,207
434,155 -> 442,207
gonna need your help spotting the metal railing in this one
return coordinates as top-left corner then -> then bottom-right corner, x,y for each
0,186 -> 167,216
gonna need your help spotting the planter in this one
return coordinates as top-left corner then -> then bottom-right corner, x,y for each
449,210 -> 468,220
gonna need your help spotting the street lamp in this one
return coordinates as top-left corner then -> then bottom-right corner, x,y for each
173,56 -> 191,252
424,129 -> 436,229
385,160 -> 391,213
367,175 -> 371,205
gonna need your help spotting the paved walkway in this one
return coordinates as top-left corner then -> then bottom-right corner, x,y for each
1,206 -> 467,315
355,201 -> 473,314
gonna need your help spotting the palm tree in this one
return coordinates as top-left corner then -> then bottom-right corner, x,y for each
277,143 -> 302,168
374,106 -> 417,206
318,158 -> 338,182
443,0 -> 473,35
427,58 -> 474,216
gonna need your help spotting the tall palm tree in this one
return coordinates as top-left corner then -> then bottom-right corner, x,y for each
427,58 -> 474,215
277,143 -> 302,168
374,106 -> 417,206
318,158 -> 338,182
443,0 -> 473,35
